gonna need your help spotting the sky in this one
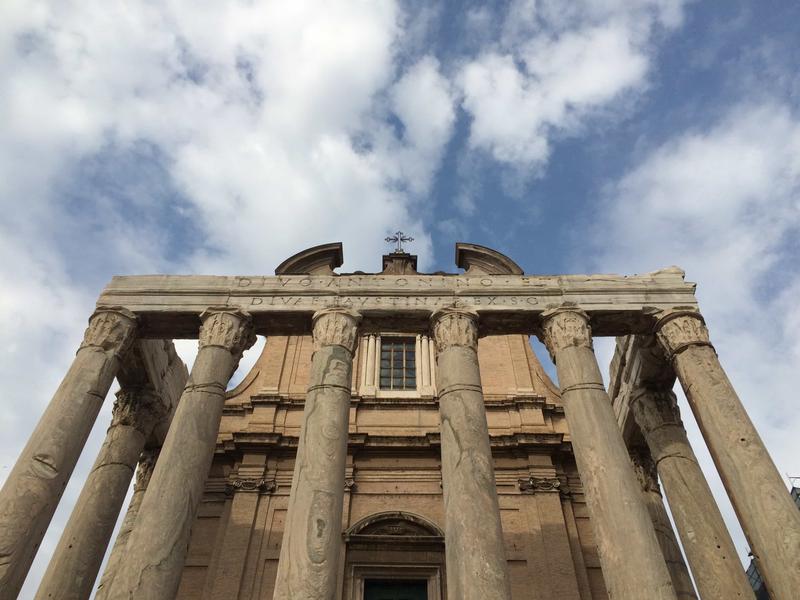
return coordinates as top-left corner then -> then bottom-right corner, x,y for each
1,0 -> 799,597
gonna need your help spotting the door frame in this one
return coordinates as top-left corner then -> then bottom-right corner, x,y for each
351,564 -> 441,600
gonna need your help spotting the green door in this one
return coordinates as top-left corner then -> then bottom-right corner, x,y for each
364,579 -> 427,600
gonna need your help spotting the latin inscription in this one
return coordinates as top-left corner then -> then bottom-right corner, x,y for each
244,295 -> 542,308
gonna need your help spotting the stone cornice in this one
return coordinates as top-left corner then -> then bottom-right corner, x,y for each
216,431 -> 565,454
97,268 -> 697,338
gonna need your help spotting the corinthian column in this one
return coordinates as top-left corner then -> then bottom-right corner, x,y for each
105,307 -> 255,600
431,308 -> 511,600
0,307 -> 137,600
628,446 -> 697,600
539,307 -> 676,600
94,449 -> 158,600
656,310 -> 800,600
273,308 -> 361,600
631,386 -> 754,599
36,387 -> 165,600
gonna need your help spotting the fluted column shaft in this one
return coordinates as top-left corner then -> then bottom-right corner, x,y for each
0,307 -> 137,600
629,446 -> 697,600
631,386 -> 754,599
36,387 -> 165,600
273,308 -> 361,600
94,449 -> 158,600
105,307 -> 255,600
656,311 -> 800,600
539,307 -> 676,600
432,308 -> 511,600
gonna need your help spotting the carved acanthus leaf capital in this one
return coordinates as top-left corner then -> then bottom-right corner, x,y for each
80,306 -> 137,358
112,387 -> 166,434
631,388 -> 683,434
311,308 -> 361,353
539,307 -> 592,360
655,310 -> 713,360
198,307 -> 256,362
431,308 -> 479,352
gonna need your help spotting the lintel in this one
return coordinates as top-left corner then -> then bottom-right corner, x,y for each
97,267 -> 697,338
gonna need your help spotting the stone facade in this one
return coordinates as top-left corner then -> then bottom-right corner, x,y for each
3,242 -> 798,600
174,330 -> 607,600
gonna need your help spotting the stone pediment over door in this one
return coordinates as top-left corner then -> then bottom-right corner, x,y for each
344,512 -> 446,600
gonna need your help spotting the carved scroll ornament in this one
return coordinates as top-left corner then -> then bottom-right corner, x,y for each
655,310 -> 713,360
198,307 -> 256,360
518,476 -> 561,493
79,306 -> 137,358
539,307 -> 593,360
431,308 -> 479,352
311,308 -> 361,353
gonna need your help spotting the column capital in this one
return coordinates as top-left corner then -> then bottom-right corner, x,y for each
631,388 -> 683,435
311,308 -> 361,353
430,307 -> 479,352
112,387 -> 167,436
654,309 -> 713,361
79,306 -> 138,359
538,306 -> 592,361
199,307 -> 256,360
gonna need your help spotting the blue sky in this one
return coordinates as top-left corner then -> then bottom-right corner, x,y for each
2,1 -> 799,597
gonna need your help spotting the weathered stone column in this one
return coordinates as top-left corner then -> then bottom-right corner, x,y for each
105,307 -> 255,600
628,446 -> 697,600
631,385 -> 754,599
0,307 -> 137,600
656,310 -> 800,600
35,387 -> 165,600
539,307 -> 676,600
431,308 -> 512,600
94,449 -> 158,600
273,308 -> 361,600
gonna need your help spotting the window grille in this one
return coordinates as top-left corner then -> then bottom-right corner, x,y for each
379,337 -> 416,390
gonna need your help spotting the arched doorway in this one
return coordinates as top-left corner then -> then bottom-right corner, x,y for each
343,512 -> 446,600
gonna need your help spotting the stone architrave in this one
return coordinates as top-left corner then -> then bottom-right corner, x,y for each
656,310 -> 800,600
0,307 -> 137,600
94,449 -> 158,600
273,308 -> 361,600
35,387 -> 166,600
539,307 -> 676,600
628,446 -> 697,600
631,386 -> 754,599
105,307 -> 255,600
431,308 -> 512,600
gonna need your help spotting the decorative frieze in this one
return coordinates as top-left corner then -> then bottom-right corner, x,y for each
518,476 -> 561,494
539,307 -> 593,360
226,478 -> 276,495
655,310 -> 713,361
311,308 -> 361,353
79,306 -> 137,358
430,308 -> 479,352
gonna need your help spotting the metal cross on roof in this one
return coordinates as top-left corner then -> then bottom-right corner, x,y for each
385,231 -> 414,253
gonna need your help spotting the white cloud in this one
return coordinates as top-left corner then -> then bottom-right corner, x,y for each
0,1 -> 457,596
459,0 -> 687,168
587,102 -> 800,565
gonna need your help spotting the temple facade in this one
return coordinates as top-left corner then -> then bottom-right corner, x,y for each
1,241 -> 798,600
173,323 -> 602,599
